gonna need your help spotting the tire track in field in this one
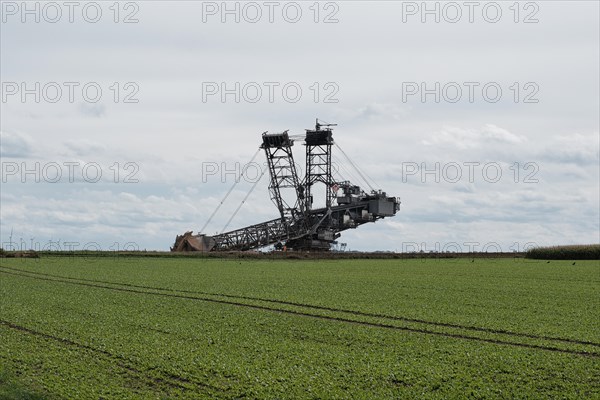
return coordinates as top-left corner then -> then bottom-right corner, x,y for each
1,265 -> 598,348
0,319 -> 226,394
1,268 -> 599,358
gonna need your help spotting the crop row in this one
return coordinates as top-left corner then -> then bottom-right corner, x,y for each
1,266 -> 599,358
1,257 -> 599,398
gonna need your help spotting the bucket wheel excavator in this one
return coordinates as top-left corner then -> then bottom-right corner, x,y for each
172,120 -> 400,251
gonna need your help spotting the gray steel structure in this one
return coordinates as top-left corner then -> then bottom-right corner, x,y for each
172,120 -> 400,251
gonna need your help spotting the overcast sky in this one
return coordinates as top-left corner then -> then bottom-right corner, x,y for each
1,1 -> 598,252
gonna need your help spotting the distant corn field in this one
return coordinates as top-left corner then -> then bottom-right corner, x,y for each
526,244 -> 600,260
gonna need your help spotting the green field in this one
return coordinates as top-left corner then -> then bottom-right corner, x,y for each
0,257 -> 598,399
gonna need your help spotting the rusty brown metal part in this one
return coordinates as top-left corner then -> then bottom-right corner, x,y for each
171,232 -> 215,252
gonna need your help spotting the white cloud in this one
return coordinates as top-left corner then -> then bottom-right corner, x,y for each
63,140 -> 108,157
356,103 -> 411,121
541,132 -> 600,166
0,131 -> 33,158
78,103 -> 106,118
1,2 -> 598,251
422,124 -> 526,149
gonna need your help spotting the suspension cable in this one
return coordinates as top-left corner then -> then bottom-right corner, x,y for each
331,162 -> 348,184
199,148 -> 261,233
332,154 -> 362,187
358,161 -> 380,191
334,143 -> 377,191
220,165 -> 268,234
